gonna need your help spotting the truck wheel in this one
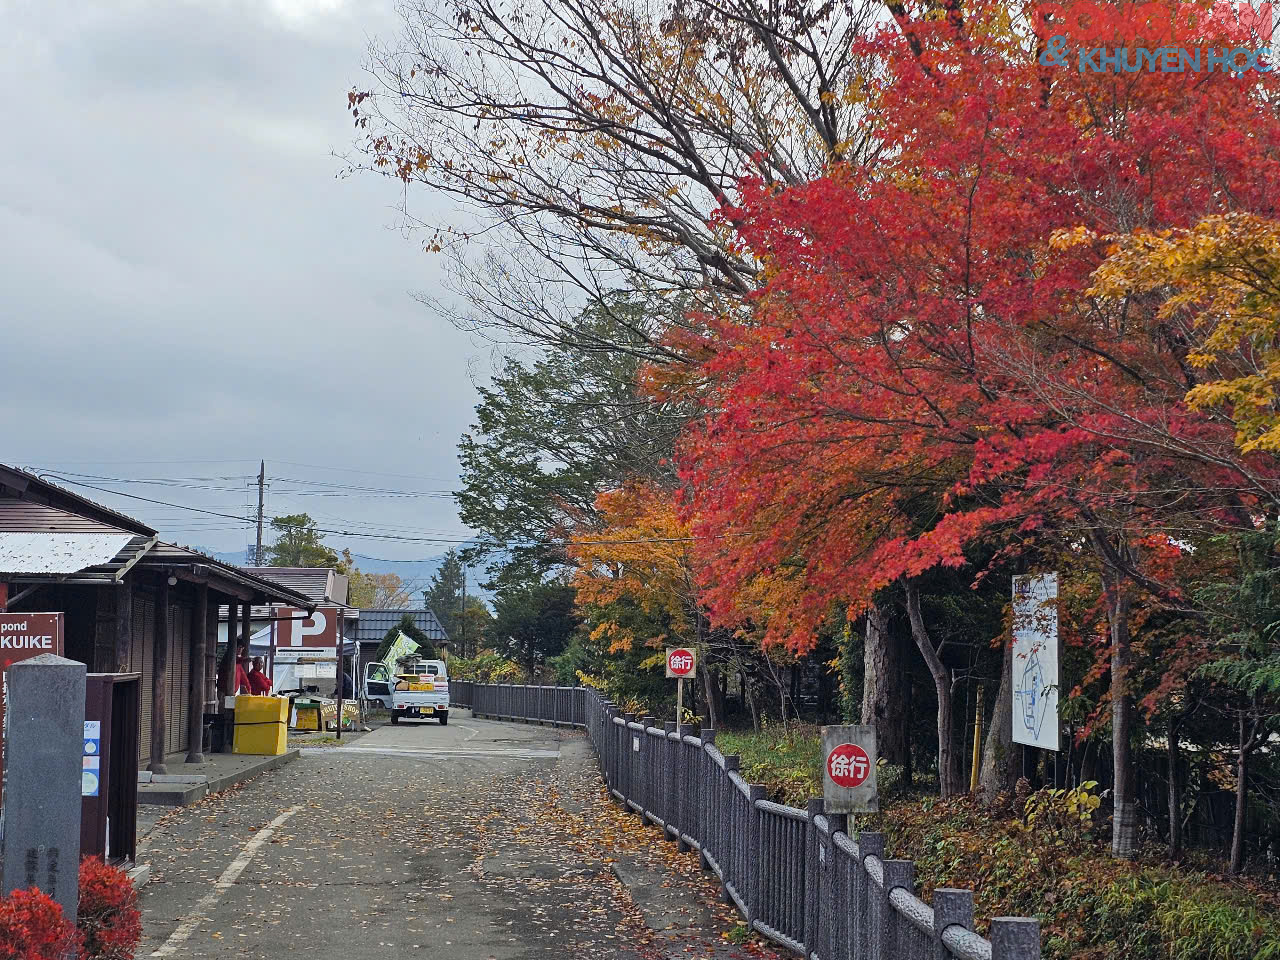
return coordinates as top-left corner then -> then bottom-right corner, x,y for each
439,712 -> 449,726
391,710 -> 401,725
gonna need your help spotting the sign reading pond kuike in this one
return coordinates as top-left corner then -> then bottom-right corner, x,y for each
1011,573 -> 1060,751
665,647 -> 696,678
821,725 -> 878,813
0,613 -> 65,801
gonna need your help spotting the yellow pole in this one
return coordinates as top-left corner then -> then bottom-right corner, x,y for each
969,685 -> 984,793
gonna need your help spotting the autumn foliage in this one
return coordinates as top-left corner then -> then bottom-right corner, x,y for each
0,859 -> 141,960
0,889 -> 81,960
446,0 -> 1280,873
681,0 -> 1280,651
76,858 -> 141,960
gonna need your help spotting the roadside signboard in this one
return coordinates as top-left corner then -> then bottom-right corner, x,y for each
665,647 -> 697,726
665,647 -> 696,678
82,721 -> 101,797
821,725 -> 878,813
1011,573 -> 1060,751
275,607 -> 339,648
0,613 -> 65,802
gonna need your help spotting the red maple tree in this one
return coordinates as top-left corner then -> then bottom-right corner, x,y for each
679,0 -> 1280,821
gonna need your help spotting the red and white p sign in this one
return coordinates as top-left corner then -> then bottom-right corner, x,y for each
665,647 -> 696,678
277,607 -> 339,648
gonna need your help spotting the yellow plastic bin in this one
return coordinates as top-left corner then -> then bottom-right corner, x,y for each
232,695 -> 289,755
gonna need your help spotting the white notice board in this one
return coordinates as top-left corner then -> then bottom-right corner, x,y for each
1011,573 -> 1060,751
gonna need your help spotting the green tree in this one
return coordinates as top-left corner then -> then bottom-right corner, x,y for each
424,550 -> 466,642
490,579 -> 580,676
1195,527 -> 1280,874
457,294 -> 691,576
372,613 -> 437,664
265,514 -> 338,567
459,597 -> 494,659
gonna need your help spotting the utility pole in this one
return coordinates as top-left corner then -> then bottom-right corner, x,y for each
461,566 -> 467,659
255,460 -> 265,565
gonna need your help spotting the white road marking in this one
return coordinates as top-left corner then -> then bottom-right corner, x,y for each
305,745 -> 558,760
458,724 -> 481,742
150,804 -> 303,958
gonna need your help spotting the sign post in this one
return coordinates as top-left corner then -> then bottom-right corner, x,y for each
821,725 -> 879,814
665,647 -> 696,726
270,607 -> 340,694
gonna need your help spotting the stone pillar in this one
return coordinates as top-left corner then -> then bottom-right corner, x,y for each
219,601 -> 237,700
2,654 -> 85,923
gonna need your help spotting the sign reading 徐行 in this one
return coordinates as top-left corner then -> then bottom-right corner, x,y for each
821,725 -> 879,814
665,647 -> 696,678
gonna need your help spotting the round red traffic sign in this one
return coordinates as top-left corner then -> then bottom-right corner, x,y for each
826,743 -> 871,788
667,647 -> 696,677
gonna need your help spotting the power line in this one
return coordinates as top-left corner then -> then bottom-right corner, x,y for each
40,469 -> 455,499
52,477 -> 476,543
42,474 -> 749,550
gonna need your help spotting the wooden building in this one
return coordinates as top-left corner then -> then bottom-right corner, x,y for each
0,466 -> 312,773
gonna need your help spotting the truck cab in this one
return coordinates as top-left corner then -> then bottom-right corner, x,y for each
367,657 -> 450,725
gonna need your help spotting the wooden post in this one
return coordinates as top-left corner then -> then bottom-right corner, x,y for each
115,580 -> 132,672
149,580 -> 170,775
969,685 -> 984,794
186,583 -> 207,763
240,602 -> 251,661
219,601 -> 237,700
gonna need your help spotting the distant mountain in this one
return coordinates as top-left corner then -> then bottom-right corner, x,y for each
205,546 -> 491,601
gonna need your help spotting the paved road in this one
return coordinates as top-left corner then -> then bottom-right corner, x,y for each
138,712 -> 776,960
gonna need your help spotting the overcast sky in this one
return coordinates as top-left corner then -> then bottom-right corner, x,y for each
0,0 -> 486,562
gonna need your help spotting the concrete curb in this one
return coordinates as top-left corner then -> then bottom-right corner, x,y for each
137,749 -> 300,807
127,863 -> 151,891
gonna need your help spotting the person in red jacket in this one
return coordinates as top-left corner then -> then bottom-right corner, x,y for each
234,651 -> 253,695
247,656 -> 272,695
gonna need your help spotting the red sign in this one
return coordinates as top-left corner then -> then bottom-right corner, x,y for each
0,612 -> 65,803
0,612 -> 63,666
666,647 -> 696,678
273,607 -> 340,648
826,742 -> 871,788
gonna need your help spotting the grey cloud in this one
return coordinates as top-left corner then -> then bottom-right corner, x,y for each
0,0 -> 484,555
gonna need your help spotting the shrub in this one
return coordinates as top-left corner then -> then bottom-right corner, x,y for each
447,649 -> 526,684
717,725 -> 824,806
77,857 -> 141,960
0,888 -> 82,960
877,794 -> 1280,960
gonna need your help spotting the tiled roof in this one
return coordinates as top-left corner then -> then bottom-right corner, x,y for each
353,607 -> 449,644
241,567 -> 345,603
140,543 -> 316,607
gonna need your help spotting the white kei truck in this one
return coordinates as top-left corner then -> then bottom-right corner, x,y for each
364,643 -> 450,725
